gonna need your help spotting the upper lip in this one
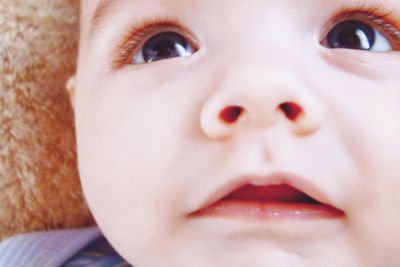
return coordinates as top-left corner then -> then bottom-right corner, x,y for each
190,171 -> 341,214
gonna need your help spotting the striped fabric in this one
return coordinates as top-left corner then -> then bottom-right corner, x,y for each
0,227 -> 101,267
62,236 -> 131,267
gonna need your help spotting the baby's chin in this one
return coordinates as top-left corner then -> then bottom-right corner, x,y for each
111,231 -> 369,267
120,245 -> 362,267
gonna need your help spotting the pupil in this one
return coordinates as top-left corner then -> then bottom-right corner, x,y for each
327,20 -> 375,50
143,32 -> 189,63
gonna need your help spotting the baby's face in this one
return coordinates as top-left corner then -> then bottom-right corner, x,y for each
72,0 -> 400,266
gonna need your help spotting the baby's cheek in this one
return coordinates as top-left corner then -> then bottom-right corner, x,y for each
344,163 -> 400,266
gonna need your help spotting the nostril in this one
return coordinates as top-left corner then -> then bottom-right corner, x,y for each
219,106 -> 244,124
279,102 -> 303,121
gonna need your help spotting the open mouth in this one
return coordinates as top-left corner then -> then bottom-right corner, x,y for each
190,183 -> 345,220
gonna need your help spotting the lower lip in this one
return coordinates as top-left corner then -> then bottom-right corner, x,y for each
191,200 -> 345,220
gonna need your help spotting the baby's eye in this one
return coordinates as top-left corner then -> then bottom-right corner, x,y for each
323,20 -> 393,52
132,31 -> 196,64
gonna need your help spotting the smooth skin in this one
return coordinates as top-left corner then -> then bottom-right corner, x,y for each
68,0 -> 400,266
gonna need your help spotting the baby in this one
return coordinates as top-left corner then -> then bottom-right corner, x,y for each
67,0 -> 400,266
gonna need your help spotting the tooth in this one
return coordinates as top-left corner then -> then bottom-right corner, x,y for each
250,180 -> 268,186
250,180 -> 280,186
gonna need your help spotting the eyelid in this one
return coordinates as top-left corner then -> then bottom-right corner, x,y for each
112,18 -> 198,70
321,4 -> 400,50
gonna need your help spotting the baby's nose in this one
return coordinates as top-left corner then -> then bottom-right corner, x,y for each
200,69 -> 325,140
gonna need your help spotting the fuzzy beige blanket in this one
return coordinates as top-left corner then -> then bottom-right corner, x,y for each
0,0 -> 94,241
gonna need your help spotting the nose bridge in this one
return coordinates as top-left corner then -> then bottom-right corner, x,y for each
200,59 -> 325,140
198,1 -> 324,140
225,1 -> 303,64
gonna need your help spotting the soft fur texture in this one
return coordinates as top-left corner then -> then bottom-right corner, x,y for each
0,0 -> 95,241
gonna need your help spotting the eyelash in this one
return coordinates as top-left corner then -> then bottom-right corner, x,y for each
112,18 -> 197,70
112,5 -> 400,70
325,4 -> 400,49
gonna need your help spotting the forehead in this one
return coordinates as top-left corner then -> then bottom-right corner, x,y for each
83,0 -> 400,24
81,0 -> 400,41
80,0 -> 180,37
83,0 -> 171,21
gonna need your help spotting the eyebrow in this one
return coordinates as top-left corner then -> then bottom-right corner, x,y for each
90,0 -> 118,36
